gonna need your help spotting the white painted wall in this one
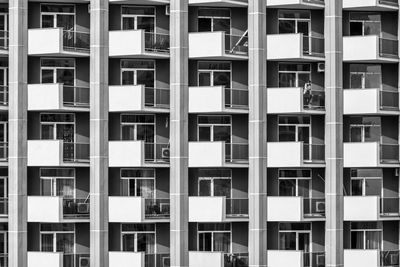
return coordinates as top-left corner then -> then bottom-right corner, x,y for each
27,140 -> 63,166
343,142 -> 379,167
267,34 -> 302,60
109,252 -> 144,267
189,86 -> 224,113
267,251 -> 303,267
189,32 -> 225,58
343,36 -> 379,61
109,141 -> 144,167
28,28 -> 62,55
344,196 -> 379,221
28,252 -> 63,267
109,85 -> 144,112
189,197 -> 225,222
344,250 -> 380,267
28,84 -> 63,111
27,196 -> 62,223
109,197 -> 144,223
267,197 -> 303,222
344,89 -> 379,114
189,252 -> 224,267
188,142 -> 225,167
188,0 -> 247,6
343,0 -> 379,9
267,142 -> 303,167
109,30 -> 143,57
267,87 -> 302,113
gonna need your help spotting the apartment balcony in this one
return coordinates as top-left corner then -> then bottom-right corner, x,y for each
28,84 -> 89,111
344,196 -> 399,221
109,30 -> 169,58
268,251 -> 326,267
189,252 -> 248,267
343,36 -> 398,62
188,0 -> 248,7
344,250 -> 400,267
27,196 -> 89,222
28,28 -> 90,57
267,87 -> 325,114
109,85 -> 169,113
0,142 -> 7,164
109,252 -> 170,267
189,86 -> 248,113
27,252 -> 89,267
343,142 -> 399,167
267,197 -> 325,222
343,0 -> 398,10
109,0 -> 169,4
267,34 -> 324,61
189,197 -> 248,222
267,142 -> 325,167
109,196 -> 170,223
189,32 -> 248,60
267,0 -> 325,9
0,198 -> 7,220
0,30 -> 8,56
27,140 -> 89,166
109,141 -> 170,167
188,141 -> 248,167
344,89 -> 399,115
0,86 -> 7,110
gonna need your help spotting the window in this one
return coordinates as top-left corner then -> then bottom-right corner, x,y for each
121,224 -> 155,253
198,169 -> 231,197
279,63 -> 311,88
278,116 -> 311,143
349,117 -> 381,143
120,60 -> 155,87
197,115 -> 231,142
278,10 -> 310,35
40,58 -> 75,86
349,64 -> 382,89
198,8 -> 230,33
351,222 -> 382,249
349,12 -> 381,36
198,223 -> 231,252
120,169 -> 155,198
40,223 -> 75,253
0,12 -> 8,49
40,113 -> 75,142
40,168 -> 75,198
350,169 -> 382,196
121,6 -> 155,32
120,114 -> 155,142
278,169 -> 311,197
279,223 -> 311,251
40,4 -> 75,30
198,61 -> 231,88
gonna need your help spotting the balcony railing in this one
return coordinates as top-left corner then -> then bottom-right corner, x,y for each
0,86 -> 7,106
144,143 -> 170,163
304,252 -> 325,267
0,253 -> 6,267
226,198 -> 248,218
380,90 -> 399,111
0,31 -> 8,50
145,253 -> 170,267
225,88 -> 249,109
144,198 -> 170,219
144,87 -> 170,109
380,143 -> 399,163
63,85 -> 90,108
0,198 -> 7,217
381,250 -> 399,267
62,30 -> 90,52
224,253 -> 249,267
225,34 -> 248,55
63,142 -> 90,163
303,0 -> 325,3
63,253 -> 90,267
225,143 -> 249,163
63,198 -> 90,219
303,198 -> 325,218
303,143 -> 325,162
303,35 -> 324,57
379,0 -> 398,6
0,142 -> 7,161
379,38 -> 398,58
144,32 -> 170,54
304,90 -> 325,111
380,197 -> 400,217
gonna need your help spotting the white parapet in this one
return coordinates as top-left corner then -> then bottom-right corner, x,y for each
344,249 -> 380,267
109,197 -> 145,223
109,141 -> 144,167
189,252 -> 224,267
188,142 -> 226,167
189,197 -> 226,222
267,142 -> 303,167
27,140 -> 64,166
28,252 -> 63,267
344,196 -> 380,221
267,197 -> 303,222
344,142 -> 380,167
109,252 -> 145,267
27,196 -> 63,223
267,250 -> 303,267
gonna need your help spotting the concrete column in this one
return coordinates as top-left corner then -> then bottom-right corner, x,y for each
90,0 -> 109,266
8,0 -> 28,266
325,1 -> 344,266
248,1 -> 267,267
169,0 -> 189,266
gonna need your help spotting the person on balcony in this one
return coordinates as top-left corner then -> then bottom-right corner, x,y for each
303,81 -> 312,109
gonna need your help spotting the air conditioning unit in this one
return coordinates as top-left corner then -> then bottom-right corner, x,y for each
390,253 -> 399,265
160,203 -> 170,214
316,254 -> 325,266
315,201 -> 325,213
165,5 -> 170,16
162,147 -> 170,159
317,63 -> 325,72
162,256 -> 170,267
79,257 -> 90,267
77,203 -> 90,213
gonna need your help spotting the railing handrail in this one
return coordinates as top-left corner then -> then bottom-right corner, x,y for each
62,29 -> 90,35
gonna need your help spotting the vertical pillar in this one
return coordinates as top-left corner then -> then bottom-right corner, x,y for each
325,0 -> 344,266
170,0 -> 189,266
248,1 -> 267,266
8,0 -> 28,266
90,0 -> 109,266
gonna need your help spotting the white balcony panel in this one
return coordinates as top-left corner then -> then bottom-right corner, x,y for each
189,197 -> 225,222
267,87 -> 303,113
28,84 -> 63,110
343,35 -> 397,62
267,197 -> 303,222
109,252 -> 145,267
267,34 -> 305,60
344,89 -> 380,114
109,85 -> 144,112
109,0 -> 169,4
343,0 -> 398,10
28,196 -> 62,222
344,250 -> 380,267
344,142 -> 379,167
109,196 -> 144,223
189,142 -> 225,167
344,196 -> 379,221
27,140 -> 63,166
267,0 -> 324,8
29,28 -> 62,55
109,141 -> 144,167
267,142 -> 303,167
267,251 -> 303,267
189,252 -> 224,267
28,252 -> 63,267
189,86 -> 224,113
189,0 -> 247,7
109,30 -> 144,57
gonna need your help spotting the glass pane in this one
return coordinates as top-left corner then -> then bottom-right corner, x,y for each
198,18 -> 211,32
137,179 -> 154,198
137,233 -> 155,253
279,73 -> 296,88
136,125 -> 154,142
199,179 -> 211,196
213,18 -> 230,32
41,234 -> 54,252
350,74 -> 363,89
213,126 -> 231,142
121,179 -> 130,196
298,126 -> 310,143
56,124 -> 74,142
350,22 -> 363,36
41,15 -> 54,28
279,180 -> 296,196
298,179 -> 310,198
137,70 -> 154,87
213,179 -> 231,197
279,20 -> 295,34
364,21 -> 381,35
137,17 -> 154,32
57,69 -> 74,86
41,125 -> 54,140
121,126 -> 136,140
350,127 -> 362,142
198,126 -> 211,141
298,232 -> 310,252
366,231 -> 381,249
122,17 -> 135,30
199,233 -> 212,251
351,179 -> 363,196
279,126 -> 296,141
122,234 -> 135,251
213,72 -> 230,87
213,233 -> 230,252
365,179 -> 382,196
279,232 -> 296,250
41,69 -> 55,83
351,231 -> 364,249
56,233 -> 74,253
298,73 -> 310,88
364,126 -> 380,142
122,71 -> 134,85
297,21 -> 309,36
56,179 -> 74,197
199,72 -> 211,86
56,14 -> 74,31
